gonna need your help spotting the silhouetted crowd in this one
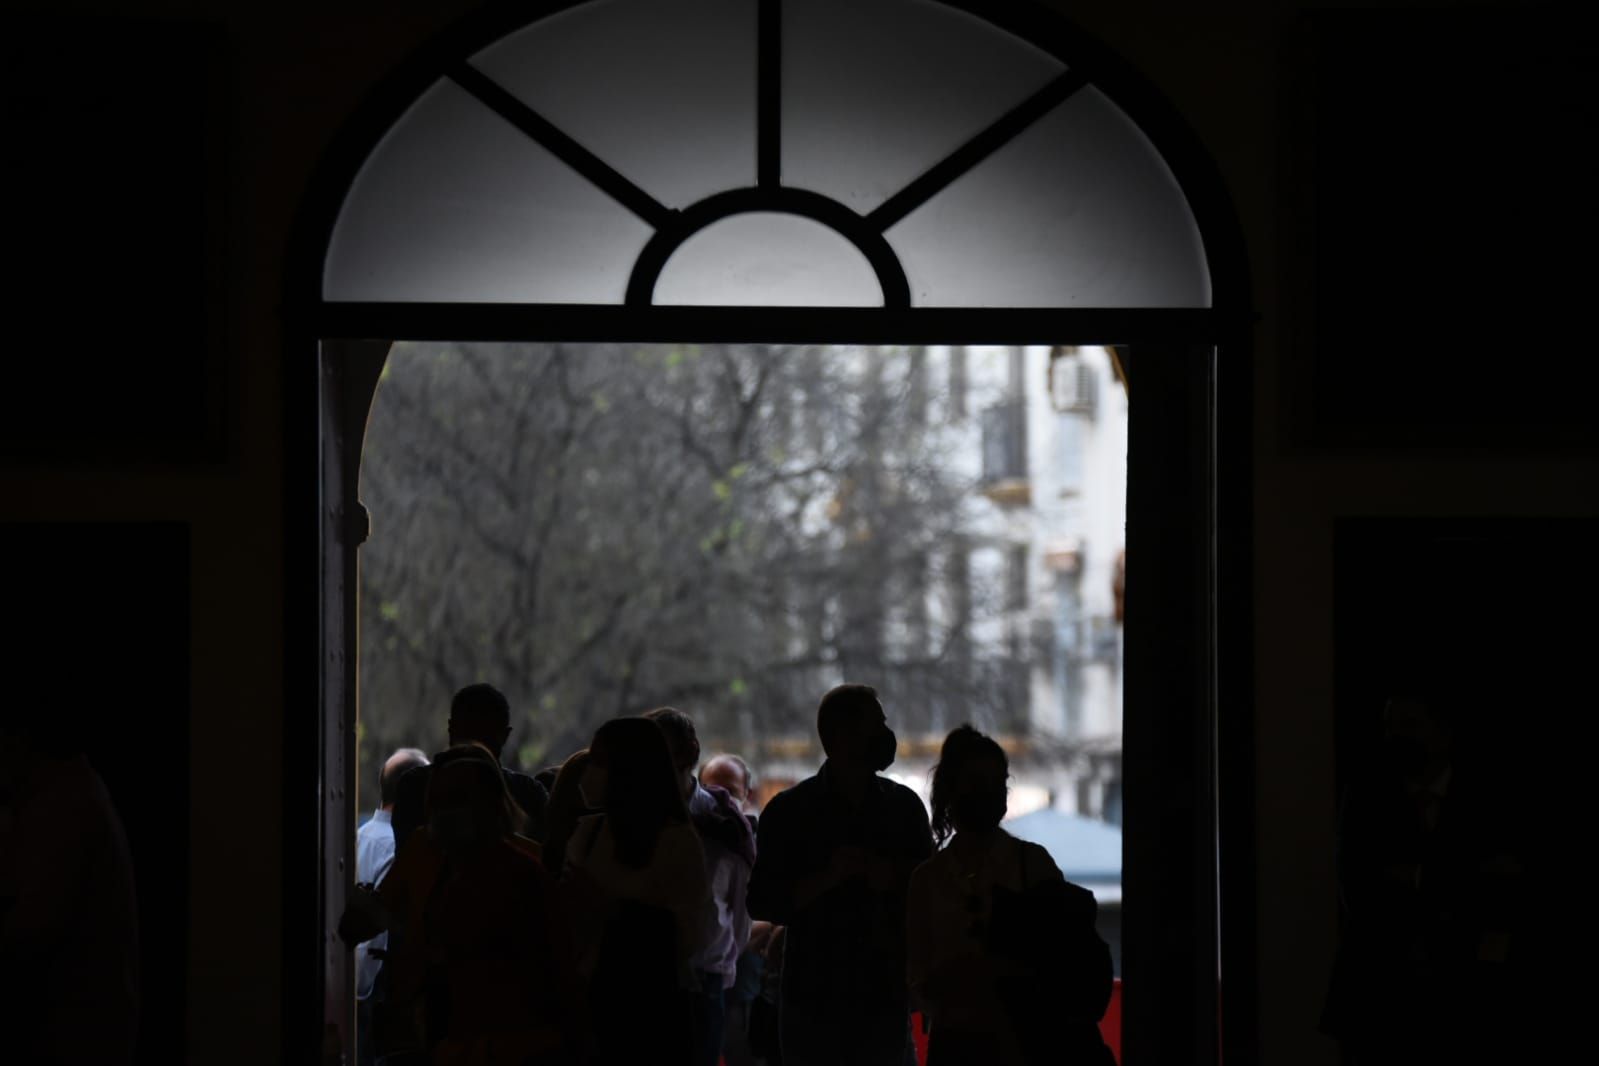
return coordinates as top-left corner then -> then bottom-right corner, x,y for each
339,682 -> 1117,1066
5,672 -> 1523,1066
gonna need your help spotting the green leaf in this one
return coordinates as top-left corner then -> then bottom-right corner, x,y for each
379,601 -> 401,621
729,678 -> 748,697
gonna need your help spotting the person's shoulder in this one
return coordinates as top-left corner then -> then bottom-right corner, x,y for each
910,846 -> 950,884
1011,836 -> 1065,881
505,767 -> 548,811
880,776 -> 929,817
880,775 -> 922,801
763,776 -> 819,814
503,766 -> 544,792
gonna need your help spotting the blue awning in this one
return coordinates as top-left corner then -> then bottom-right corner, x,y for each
1004,808 -> 1122,883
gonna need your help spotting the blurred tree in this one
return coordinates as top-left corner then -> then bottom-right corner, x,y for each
356,343 -> 1010,797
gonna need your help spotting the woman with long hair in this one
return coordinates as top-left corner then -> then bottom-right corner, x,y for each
563,717 -> 713,1066
907,726 -> 1114,1066
345,743 -> 583,1065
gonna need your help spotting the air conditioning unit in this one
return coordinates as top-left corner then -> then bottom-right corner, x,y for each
1049,354 -> 1097,416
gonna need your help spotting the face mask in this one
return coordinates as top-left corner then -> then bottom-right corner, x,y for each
953,790 -> 1008,831
428,806 -> 477,849
868,727 -> 898,772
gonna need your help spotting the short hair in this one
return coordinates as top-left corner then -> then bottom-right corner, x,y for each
380,748 -> 429,807
817,683 -> 880,754
450,683 -> 511,737
643,706 -> 701,772
702,753 -> 753,793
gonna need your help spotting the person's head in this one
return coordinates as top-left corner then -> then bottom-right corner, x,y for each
539,748 -> 592,874
928,725 -> 1010,847
447,683 -> 513,759
585,717 -> 687,868
1381,694 -> 1453,783
643,707 -> 701,800
700,753 -> 753,810
816,683 -> 896,772
423,742 -> 526,851
379,747 -> 429,811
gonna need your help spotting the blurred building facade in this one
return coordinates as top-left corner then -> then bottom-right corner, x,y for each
748,344 -> 1128,828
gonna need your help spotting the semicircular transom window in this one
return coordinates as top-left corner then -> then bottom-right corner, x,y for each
323,0 -> 1212,309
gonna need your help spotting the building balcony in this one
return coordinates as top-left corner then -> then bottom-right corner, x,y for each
980,400 -> 1029,506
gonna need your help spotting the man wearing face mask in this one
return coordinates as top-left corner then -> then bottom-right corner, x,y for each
747,684 -> 933,1066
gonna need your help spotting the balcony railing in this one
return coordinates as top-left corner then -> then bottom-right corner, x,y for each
981,400 -> 1029,504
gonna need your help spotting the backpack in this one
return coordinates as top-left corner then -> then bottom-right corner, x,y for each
985,843 -> 1116,1065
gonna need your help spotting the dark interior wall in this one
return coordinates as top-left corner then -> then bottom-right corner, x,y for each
1,4 -> 471,1061
1,523 -> 191,1066
1066,7 -> 1598,1063
1,1 -> 1594,1064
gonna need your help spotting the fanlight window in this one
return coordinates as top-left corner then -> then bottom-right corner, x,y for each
323,0 -> 1212,309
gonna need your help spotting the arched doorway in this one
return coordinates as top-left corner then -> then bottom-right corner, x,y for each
289,1 -> 1253,1061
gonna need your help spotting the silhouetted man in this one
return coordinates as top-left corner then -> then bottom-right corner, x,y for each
354,747 -> 427,1066
390,684 -> 548,852
0,714 -> 139,1065
747,684 -> 932,1066
701,752 -> 774,1066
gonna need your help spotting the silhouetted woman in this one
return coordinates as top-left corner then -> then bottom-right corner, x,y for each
907,726 -> 1114,1066
563,717 -> 713,1066
343,744 -> 582,1065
